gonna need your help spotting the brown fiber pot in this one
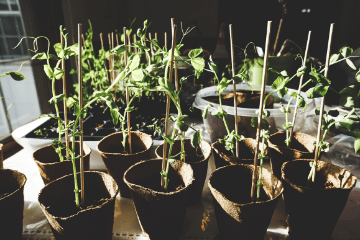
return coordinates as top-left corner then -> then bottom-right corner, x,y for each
38,171 -> 118,240
124,159 -> 194,240
97,131 -> 153,197
155,138 -> 211,206
208,164 -> 283,240
33,141 -> 91,185
281,159 -> 357,240
212,138 -> 268,168
0,169 -> 26,240
268,131 -> 316,179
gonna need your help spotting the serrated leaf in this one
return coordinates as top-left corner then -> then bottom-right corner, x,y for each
191,130 -> 202,148
188,48 -> 203,58
346,58 -> 356,70
31,52 -> 47,60
54,68 -> 64,80
131,69 -> 144,81
191,58 -> 205,71
129,54 -> 140,71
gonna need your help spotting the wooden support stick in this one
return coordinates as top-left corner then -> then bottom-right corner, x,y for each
81,34 -> 97,90
108,33 -> 113,83
312,24 -> 334,183
72,35 -> 78,71
155,32 -> 158,40
124,27 -> 132,154
111,32 -> 117,101
149,32 -> 154,61
164,32 -> 167,49
133,34 -> 137,54
61,31 -> 69,157
289,31 -> 311,147
162,21 -> 177,189
78,23 -> 85,206
127,33 -> 131,52
100,33 -> 111,85
229,24 -> 239,158
0,144 -> 3,170
251,21 -> 272,202
272,18 -> 283,56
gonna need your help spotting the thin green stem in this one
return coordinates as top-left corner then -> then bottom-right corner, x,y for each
256,136 -> 265,200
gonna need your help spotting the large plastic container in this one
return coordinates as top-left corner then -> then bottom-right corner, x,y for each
193,83 -> 315,143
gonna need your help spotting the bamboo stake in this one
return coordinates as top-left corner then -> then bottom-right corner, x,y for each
100,33 -> 111,85
78,23 -> 85,206
162,21 -> 177,189
61,31 -> 69,157
149,32 -> 154,61
108,33 -> 113,84
81,34 -> 97,90
250,21 -> 272,202
164,32 -> 167,49
272,19 -> 283,56
229,24 -> 239,158
133,34 -> 137,54
112,32 -> 117,101
289,31 -> 312,147
72,35 -> 78,71
124,27 -> 132,154
127,33 -> 131,52
312,24 -> 334,183
155,32 -> 158,40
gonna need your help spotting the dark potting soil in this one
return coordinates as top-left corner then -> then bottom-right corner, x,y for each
107,144 -> 145,154
135,174 -> 184,193
46,196 -> 111,218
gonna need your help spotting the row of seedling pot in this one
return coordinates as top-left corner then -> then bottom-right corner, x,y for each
1,19 -> 359,240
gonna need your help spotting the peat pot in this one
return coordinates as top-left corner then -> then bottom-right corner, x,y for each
268,131 -> 316,179
97,131 -> 153,197
208,164 -> 283,240
124,159 -> 194,240
281,159 -> 357,240
33,141 -> 91,185
38,171 -> 118,240
211,138 -> 267,168
0,169 -> 26,240
155,139 -> 212,206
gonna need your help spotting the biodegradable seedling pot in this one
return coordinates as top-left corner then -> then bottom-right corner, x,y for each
281,159 -> 357,240
208,164 -> 283,240
155,138 -> 212,206
211,138 -> 268,168
124,159 -> 194,240
33,141 -> 91,185
97,131 -> 153,197
0,169 -> 26,240
38,171 -> 118,240
268,131 -> 316,179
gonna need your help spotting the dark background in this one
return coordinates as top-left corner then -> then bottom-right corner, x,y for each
19,0 -> 360,111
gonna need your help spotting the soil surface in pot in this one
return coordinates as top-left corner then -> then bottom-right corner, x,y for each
204,91 -> 274,108
45,194 -> 112,218
135,174 -> 184,193
107,144 -> 144,154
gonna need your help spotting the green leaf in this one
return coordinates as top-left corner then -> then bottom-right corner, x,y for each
271,75 -> 286,90
202,104 -> 212,119
356,69 -> 360,82
306,85 -> 329,98
354,137 -> 360,153
129,54 -> 140,71
67,43 -> 79,55
268,68 -> 280,75
216,77 -> 232,93
131,69 -> 144,81
110,109 -> 120,125
31,52 -> 47,60
188,48 -> 203,58
69,69 -> 77,75
163,135 -> 174,145
339,118 -> 356,131
43,65 -> 54,79
191,130 -> 202,148
339,85 -> 360,108
5,72 -> 25,81
280,70 -> 288,77
209,61 -> 218,74
54,68 -> 64,80
49,54 -> 60,60
175,121 -> 189,132
49,93 -> 65,104
177,115 -> 189,122
330,53 -> 340,65
309,71 -> 331,86
54,43 -> 64,58
251,117 -> 258,127
278,87 -> 288,98
190,58 -> 205,71
315,107 -> 320,115
340,46 -> 353,58
346,58 -> 356,70
66,97 -> 77,108
111,45 -> 126,54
